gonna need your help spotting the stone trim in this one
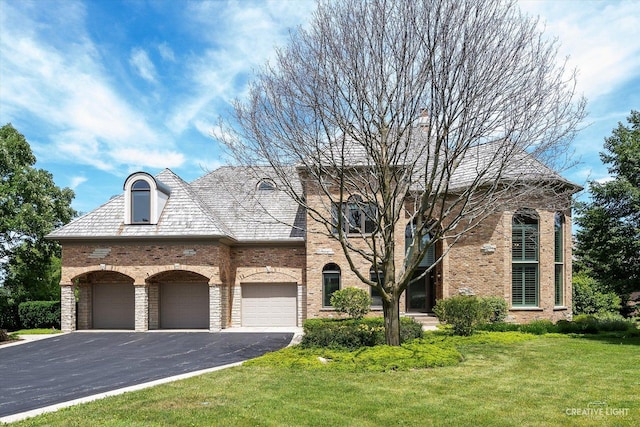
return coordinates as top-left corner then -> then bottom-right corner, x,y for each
60,284 -> 76,332
134,284 -> 149,332
231,285 -> 242,327
209,284 -> 222,331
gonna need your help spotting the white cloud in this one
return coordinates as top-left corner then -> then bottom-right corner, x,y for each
158,42 -> 175,62
129,48 -> 157,83
165,1 -> 315,134
70,176 -> 88,189
110,148 -> 184,169
519,0 -> 640,101
0,1 -> 183,172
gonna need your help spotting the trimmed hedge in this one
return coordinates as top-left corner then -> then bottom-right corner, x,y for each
478,314 -> 638,335
18,301 -> 61,329
301,317 -> 423,349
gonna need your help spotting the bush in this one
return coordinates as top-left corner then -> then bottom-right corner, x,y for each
0,329 -> 10,342
301,317 -> 423,349
480,296 -> 508,323
573,271 -> 621,315
0,293 -> 20,331
478,322 -> 520,332
519,320 -> 556,335
433,295 -> 491,336
18,301 -> 61,329
330,287 -> 371,319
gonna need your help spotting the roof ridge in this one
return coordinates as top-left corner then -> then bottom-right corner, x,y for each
157,170 -> 236,238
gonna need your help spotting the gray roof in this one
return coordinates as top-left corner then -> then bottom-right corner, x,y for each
48,135 -> 576,242
190,166 -> 305,241
48,169 -> 236,240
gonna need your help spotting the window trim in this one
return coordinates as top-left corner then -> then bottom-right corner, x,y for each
131,179 -> 151,224
322,263 -> 341,308
554,212 -> 565,307
332,195 -> 377,235
257,178 -> 276,191
511,210 -> 539,308
370,268 -> 384,308
123,172 -> 170,226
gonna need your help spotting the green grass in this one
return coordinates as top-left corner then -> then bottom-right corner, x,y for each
11,332 -> 640,427
10,328 -> 64,335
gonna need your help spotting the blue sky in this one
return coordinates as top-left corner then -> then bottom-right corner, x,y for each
1,0 -> 639,214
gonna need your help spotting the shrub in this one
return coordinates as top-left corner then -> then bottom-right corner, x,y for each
18,301 -> 61,329
572,271 -> 621,315
301,317 -> 422,349
0,293 -> 20,331
330,287 -> 371,319
519,320 -> 556,335
433,295 -> 491,336
0,329 -> 10,342
478,322 -> 520,332
480,296 -> 508,323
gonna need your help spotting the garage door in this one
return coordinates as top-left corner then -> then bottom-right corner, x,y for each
242,284 -> 297,327
93,283 -> 135,329
160,283 -> 209,329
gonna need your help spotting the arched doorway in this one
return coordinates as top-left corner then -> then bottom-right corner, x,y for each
151,270 -> 210,329
75,271 -> 135,330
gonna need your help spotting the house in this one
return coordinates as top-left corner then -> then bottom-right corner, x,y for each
48,146 -> 579,332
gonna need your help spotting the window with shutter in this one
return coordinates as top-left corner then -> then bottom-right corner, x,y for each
512,210 -> 539,307
554,212 -> 564,306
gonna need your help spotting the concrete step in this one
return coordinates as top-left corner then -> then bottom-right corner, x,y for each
404,314 -> 440,326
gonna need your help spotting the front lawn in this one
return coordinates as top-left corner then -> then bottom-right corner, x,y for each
12,332 -> 639,426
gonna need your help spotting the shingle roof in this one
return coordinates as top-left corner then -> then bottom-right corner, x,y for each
47,169 -> 232,240
190,166 -> 304,241
48,134 -> 576,242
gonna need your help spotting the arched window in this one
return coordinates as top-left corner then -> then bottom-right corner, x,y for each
322,263 -> 341,307
554,212 -> 565,306
257,178 -> 276,191
131,180 -> 151,224
512,209 -> 538,307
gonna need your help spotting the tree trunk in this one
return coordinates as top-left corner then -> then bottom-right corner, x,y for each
382,295 -> 401,346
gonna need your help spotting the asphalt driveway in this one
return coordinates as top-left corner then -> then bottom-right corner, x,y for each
0,331 -> 293,418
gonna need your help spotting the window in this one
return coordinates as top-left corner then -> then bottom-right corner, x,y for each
332,195 -> 377,234
322,263 -> 341,307
370,268 -> 383,307
512,210 -> 538,307
405,221 -> 435,268
131,180 -> 151,223
554,212 -> 564,306
257,178 -> 276,191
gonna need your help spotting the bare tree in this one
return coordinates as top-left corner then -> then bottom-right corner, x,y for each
217,0 -> 585,345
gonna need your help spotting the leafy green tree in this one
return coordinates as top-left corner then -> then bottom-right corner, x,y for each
0,123 -> 76,303
575,111 -> 640,307
572,270 -> 621,316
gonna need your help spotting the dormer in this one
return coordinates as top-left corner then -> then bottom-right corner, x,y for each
123,172 -> 171,225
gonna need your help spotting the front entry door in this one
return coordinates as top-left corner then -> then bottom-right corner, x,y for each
407,269 -> 435,312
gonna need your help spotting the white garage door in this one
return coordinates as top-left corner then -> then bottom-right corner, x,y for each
93,283 -> 135,329
242,284 -> 297,327
160,283 -> 209,329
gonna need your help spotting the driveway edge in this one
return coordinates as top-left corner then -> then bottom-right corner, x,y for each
0,361 -> 244,424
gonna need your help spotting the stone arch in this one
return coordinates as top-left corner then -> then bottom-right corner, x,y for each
146,266 -> 219,284
236,267 -> 302,285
